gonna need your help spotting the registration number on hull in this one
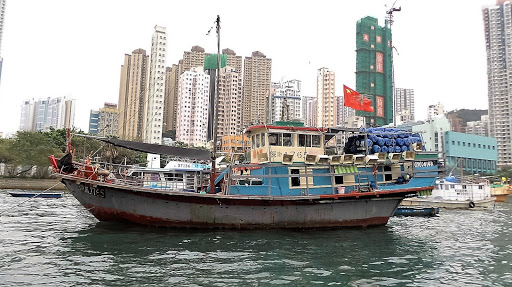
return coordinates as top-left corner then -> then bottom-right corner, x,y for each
78,183 -> 106,198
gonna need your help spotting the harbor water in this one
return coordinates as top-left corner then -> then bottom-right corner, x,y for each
1,189 -> 511,286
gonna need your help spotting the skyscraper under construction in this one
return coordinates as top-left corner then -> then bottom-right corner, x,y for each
355,16 -> 393,126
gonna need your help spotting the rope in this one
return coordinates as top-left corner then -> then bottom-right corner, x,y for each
0,182 -> 62,217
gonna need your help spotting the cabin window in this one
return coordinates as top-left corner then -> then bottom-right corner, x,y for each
312,135 -> 321,147
450,184 -> 455,189
335,175 -> 344,184
251,135 -> 256,149
261,133 -> 266,146
479,185 -> 483,190
384,166 -> 392,181
298,134 -> 306,147
283,133 -> 293,146
290,169 -> 300,186
256,134 -> 261,148
462,185 -> 467,189
164,173 -> 183,182
268,133 -> 281,146
131,172 -> 141,177
444,184 -> 449,190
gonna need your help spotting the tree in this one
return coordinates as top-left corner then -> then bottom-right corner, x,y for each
11,131 -> 61,178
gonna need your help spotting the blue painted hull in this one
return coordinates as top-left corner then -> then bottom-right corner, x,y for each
9,192 -> 63,198
394,206 -> 439,217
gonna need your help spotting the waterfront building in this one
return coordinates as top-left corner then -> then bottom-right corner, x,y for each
144,25 -> 167,144
483,1 -> 512,166
466,115 -> 490,137
176,67 -> 210,147
271,80 -> 302,123
20,97 -> 75,132
316,68 -> 336,127
117,48 -> 149,141
242,51 -> 272,127
355,16 -> 393,126
444,131 -> 498,174
220,134 -> 251,157
394,88 -> 415,123
89,103 -> 119,137
412,116 -> 450,153
0,0 -> 5,83
427,102 -> 444,121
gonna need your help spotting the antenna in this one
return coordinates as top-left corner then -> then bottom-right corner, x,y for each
386,1 -> 400,127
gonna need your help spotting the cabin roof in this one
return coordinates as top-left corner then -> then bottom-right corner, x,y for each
245,125 -> 328,133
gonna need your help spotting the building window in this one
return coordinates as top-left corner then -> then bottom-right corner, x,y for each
452,141 -> 455,145
458,141 -> 460,146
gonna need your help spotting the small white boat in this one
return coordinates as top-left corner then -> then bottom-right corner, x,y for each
402,179 -> 495,209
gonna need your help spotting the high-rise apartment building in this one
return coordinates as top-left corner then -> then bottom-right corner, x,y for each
0,0 -> 5,83
222,48 -> 243,74
217,67 -> 243,137
89,110 -> 100,135
316,68 -> 337,127
20,97 -> 75,132
466,115 -> 490,137
144,25 -> 167,144
394,88 -> 415,123
336,95 -> 355,127
483,1 -> 512,166
176,67 -> 210,147
355,16 -> 393,126
164,46 -> 209,132
118,48 -> 149,140
305,97 -> 317,127
20,99 -> 35,131
89,103 -> 119,136
270,80 -> 302,123
242,51 -> 272,127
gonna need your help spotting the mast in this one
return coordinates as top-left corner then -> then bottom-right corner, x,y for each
210,15 -> 221,193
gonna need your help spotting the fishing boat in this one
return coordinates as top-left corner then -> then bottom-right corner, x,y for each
47,16 -> 440,229
8,191 -> 63,198
48,122 -> 441,229
401,178 -> 495,209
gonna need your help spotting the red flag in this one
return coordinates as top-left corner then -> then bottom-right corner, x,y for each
343,85 -> 374,112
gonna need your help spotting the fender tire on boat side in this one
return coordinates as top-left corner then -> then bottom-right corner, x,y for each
469,201 -> 475,208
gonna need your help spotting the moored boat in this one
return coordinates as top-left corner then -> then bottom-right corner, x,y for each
394,206 -> 439,217
8,191 -> 63,198
401,179 -> 496,209
490,179 -> 510,202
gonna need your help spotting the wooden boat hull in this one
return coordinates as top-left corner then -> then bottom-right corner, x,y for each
60,176 -> 430,229
8,192 -> 63,198
401,197 -> 495,209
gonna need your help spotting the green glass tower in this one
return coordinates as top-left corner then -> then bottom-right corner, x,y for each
355,16 -> 393,126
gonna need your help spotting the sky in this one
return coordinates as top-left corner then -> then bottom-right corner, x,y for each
0,0 -> 496,135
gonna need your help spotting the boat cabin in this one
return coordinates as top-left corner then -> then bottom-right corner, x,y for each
245,122 -> 327,164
